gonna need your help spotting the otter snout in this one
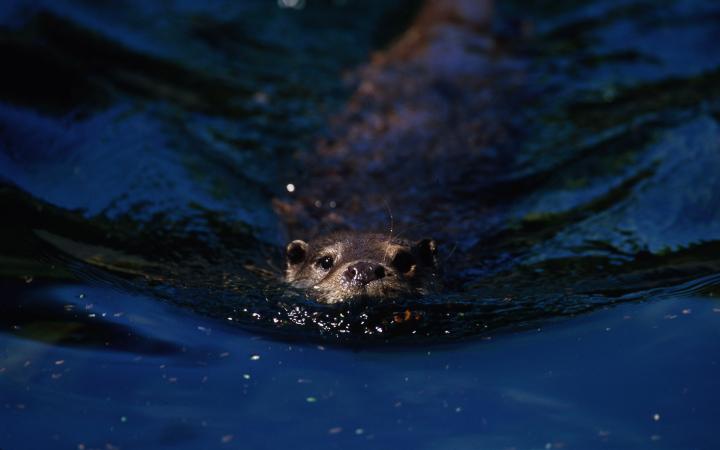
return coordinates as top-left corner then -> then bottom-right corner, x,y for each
343,261 -> 386,287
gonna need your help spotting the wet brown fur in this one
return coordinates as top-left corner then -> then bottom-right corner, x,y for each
285,232 -> 440,304
276,0 -> 508,302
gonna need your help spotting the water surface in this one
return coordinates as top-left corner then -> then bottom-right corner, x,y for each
1,0 -> 720,448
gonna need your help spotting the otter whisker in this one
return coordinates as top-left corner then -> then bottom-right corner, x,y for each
389,223 -> 421,243
381,198 -> 394,265
443,242 -> 459,263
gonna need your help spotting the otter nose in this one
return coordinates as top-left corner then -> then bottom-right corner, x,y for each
343,262 -> 386,286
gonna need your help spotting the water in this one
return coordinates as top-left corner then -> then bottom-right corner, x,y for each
1,0 -> 720,448
2,281 -> 719,449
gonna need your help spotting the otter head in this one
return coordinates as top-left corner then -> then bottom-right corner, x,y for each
285,232 -> 440,304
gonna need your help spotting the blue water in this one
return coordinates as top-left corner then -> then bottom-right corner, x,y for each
2,0 -> 720,448
2,281 -> 718,449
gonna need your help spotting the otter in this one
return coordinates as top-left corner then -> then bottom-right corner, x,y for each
285,232 -> 440,304
275,0 -> 504,305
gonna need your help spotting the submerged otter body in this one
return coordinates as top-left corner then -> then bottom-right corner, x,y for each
285,232 -> 440,304
276,0 -> 510,304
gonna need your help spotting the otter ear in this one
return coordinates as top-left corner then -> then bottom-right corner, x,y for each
286,240 -> 308,266
413,238 -> 438,267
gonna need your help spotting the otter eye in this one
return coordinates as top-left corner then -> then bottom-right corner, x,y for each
316,256 -> 334,271
392,251 -> 414,274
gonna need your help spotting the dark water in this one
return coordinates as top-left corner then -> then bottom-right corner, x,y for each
1,0 -> 720,448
